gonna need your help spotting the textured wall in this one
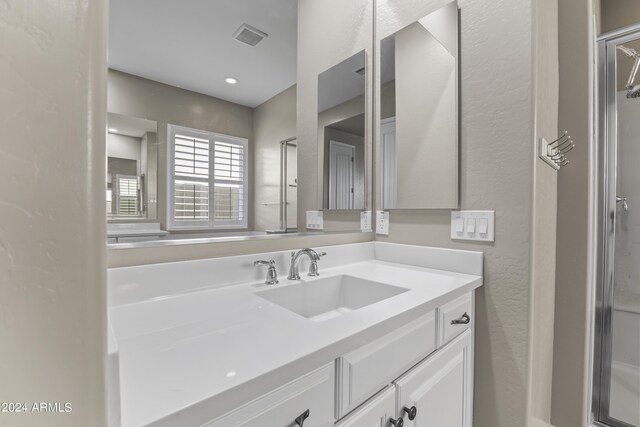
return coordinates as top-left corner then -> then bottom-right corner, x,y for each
375,0 -> 537,426
551,0 -> 594,426
527,0 -> 559,425
0,0 -> 108,425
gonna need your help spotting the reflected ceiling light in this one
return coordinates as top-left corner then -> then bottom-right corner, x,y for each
225,77 -> 238,85
226,371 -> 237,378
108,128 -> 118,133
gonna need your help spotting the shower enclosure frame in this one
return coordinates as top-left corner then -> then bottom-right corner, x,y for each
592,23 -> 640,427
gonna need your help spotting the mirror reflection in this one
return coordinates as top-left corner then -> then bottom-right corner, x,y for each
379,1 -> 459,209
107,0 -> 301,243
319,50 -> 367,210
107,113 -> 158,220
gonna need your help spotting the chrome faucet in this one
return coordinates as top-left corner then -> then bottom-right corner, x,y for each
287,248 -> 326,280
254,260 -> 279,285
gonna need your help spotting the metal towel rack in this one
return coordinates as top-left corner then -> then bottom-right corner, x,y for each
538,131 -> 575,170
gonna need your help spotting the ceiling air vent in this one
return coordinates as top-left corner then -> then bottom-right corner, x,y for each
233,24 -> 268,47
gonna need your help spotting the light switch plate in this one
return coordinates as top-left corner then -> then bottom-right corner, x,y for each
376,211 -> 389,235
306,210 -> 324,230
360,211 -> 372,232
451,210 -> 495,242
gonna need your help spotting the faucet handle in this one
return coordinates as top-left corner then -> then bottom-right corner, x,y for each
307,251 -> 326,277
254,260 -> 279,285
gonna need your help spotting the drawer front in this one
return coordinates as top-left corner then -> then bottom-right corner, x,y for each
206,363 -> 335,427
335,386 -> 395,427
438,293 -> 473,347
337,311 -> 437,418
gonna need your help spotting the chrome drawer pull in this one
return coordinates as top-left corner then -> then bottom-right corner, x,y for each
451,312 -> 470,325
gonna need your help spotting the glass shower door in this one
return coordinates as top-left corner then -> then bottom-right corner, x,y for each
596,27 -> 640,427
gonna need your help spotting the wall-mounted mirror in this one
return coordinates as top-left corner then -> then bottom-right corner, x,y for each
319,51 -> 367,211
107,113 -> 158,220
107,0 -> 304,243
379,1 -> 459,210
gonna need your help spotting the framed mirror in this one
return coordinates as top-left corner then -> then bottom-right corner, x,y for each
378,0 -> 459,210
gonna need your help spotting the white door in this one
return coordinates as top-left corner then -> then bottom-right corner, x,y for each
329,140 -> 355,209
336,387 -> 396,427
381,118 -> 397,209
394,330 -> 473,427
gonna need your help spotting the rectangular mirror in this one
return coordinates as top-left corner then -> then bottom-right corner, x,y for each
379,1 -> 459,209
319,50 -> 367,211
107,113 -> 158,220
107,0 -> 300,243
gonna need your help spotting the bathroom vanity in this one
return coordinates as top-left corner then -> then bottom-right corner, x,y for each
107,242 -> 482,427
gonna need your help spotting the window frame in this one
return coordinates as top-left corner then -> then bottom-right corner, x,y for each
167,124 -> 249,231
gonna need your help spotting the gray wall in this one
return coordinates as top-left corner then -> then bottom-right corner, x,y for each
107,70 -> 254,230
551,0 -> 594,426
0,0 -> 108,425
253,85 -> 297,231
375,0 -> 558,426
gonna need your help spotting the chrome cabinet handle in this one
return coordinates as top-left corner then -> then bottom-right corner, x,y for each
451,312 -> 470,325
295,409 -> 310,426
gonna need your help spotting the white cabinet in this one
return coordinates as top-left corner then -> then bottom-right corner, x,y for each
336,387 -> 396,427
205,363 -> 335,427
337,311 -> 437,417
394,330 -> 473,427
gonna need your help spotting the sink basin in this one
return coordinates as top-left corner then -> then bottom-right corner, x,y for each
256,275 -> 408,322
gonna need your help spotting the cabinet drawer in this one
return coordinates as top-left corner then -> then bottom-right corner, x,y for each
336,311 -> 437,418
438,292 -> 473,347
335,386 -> 395,427
205,363 -> 335,427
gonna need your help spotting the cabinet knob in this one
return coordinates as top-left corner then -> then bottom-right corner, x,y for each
295,409 -> 310,426
389,417 -> 404,427
403,405 -> 417,420
451,312 -> 471,325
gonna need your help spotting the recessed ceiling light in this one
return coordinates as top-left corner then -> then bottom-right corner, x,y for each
225,77 -> 238,85
108,128 -> 118,133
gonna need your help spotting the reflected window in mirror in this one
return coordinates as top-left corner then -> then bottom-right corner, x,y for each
318,50 -> 367,211
379,1 -> 459,210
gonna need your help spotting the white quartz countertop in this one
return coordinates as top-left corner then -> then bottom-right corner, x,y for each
109,254 -> 482,426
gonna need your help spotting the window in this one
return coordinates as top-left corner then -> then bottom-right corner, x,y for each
114,174 -> 140,216
168,125 -> 248,230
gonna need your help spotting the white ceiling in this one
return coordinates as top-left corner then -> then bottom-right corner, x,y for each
108,0 -> 298,108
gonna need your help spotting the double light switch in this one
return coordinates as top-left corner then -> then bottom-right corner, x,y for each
451,211 -> 495,242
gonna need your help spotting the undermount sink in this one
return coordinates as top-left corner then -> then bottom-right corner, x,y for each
256,275 -> 409,322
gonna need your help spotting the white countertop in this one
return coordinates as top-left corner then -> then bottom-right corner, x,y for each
109,248 -> 482,426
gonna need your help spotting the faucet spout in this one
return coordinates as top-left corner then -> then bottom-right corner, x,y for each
287,248 -> 321,280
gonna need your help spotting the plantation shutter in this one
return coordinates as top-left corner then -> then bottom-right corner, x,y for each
115,175 -> 139,216
213,140 -> 245,222
173,133 -> 210,222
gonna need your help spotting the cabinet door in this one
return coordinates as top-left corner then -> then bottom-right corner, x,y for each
394,330 -> 473,427
336,387 -> 396,427
205,363 -> 335,427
